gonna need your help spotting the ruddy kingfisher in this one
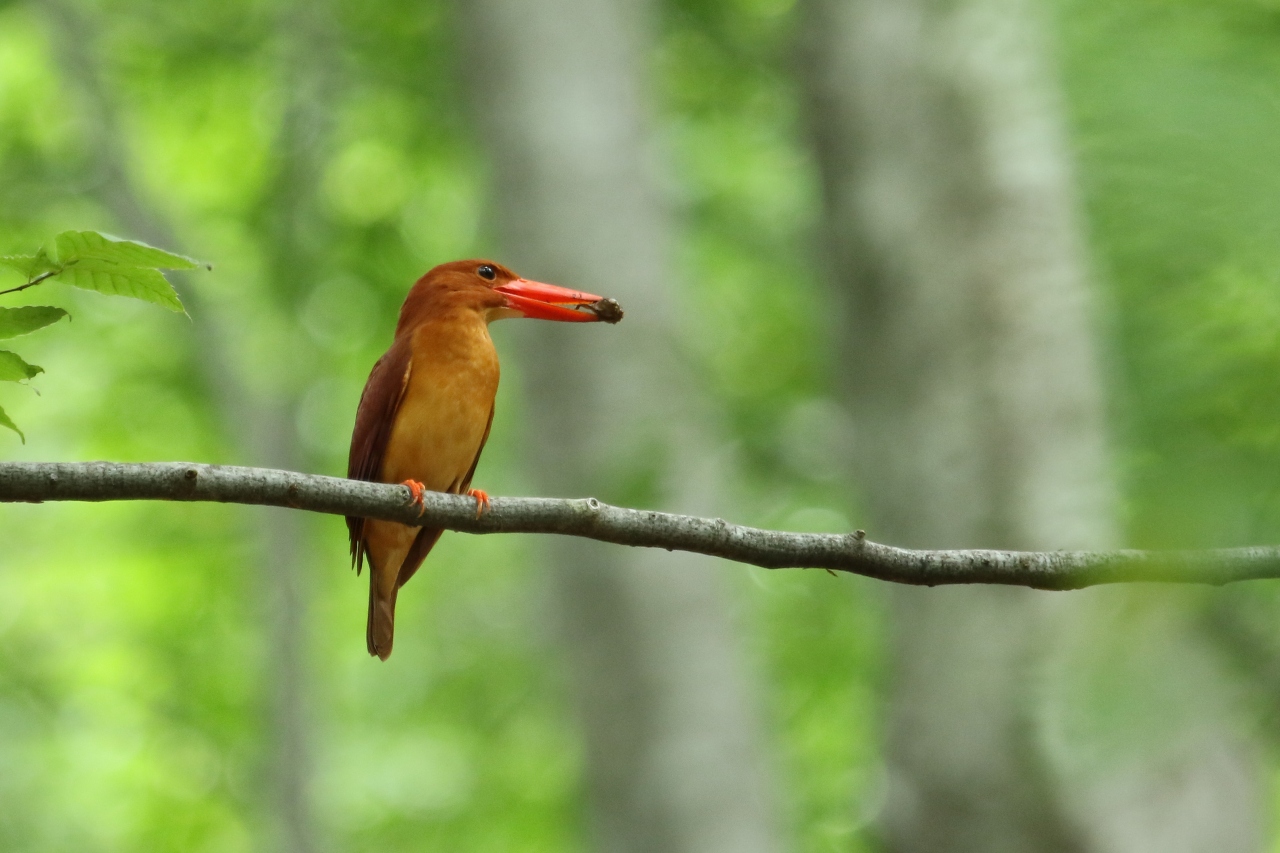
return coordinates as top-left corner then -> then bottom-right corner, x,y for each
347,260 -> 622,660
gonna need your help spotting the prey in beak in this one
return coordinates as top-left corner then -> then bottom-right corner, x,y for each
494,278 -> 625,324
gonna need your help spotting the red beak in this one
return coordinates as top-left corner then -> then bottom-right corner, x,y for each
494,278 -> 620,323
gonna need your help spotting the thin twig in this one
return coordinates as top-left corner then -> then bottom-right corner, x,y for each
0,268 -> 63,297
1,461 -> 1279,590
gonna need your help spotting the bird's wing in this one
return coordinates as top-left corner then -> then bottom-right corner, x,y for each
394,404 -> 495,589
457,404 -> 495,496
347,337 -> 413,574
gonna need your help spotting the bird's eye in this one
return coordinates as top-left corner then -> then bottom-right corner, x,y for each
477,264 -> 497,281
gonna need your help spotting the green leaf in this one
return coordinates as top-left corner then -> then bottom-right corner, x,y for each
0,248 -> 57,280
0,256 -> 38,276
0,403 -> 23,442
0,350 -> 42,382
0,306 -> 68,339
55,259 -> 185,312
54,230 -> 203,271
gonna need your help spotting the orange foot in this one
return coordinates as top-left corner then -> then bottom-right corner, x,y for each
466,488 -> 491,518
401,479 -> 427,516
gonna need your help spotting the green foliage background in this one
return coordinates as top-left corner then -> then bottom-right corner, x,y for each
0,0 -> 1277,850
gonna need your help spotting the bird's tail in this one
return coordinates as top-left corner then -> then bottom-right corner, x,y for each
367,575 -> 397,661
364,527 -> 442,661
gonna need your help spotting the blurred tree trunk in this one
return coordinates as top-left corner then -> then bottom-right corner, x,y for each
33,1 -> 335,851
797,0 -> 1263,852
244,4 -> 341,851
457,2 -> 781,853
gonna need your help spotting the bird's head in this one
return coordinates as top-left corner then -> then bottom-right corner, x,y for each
396,259 -> 623,334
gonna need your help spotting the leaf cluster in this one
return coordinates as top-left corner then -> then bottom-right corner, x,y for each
0,230 -> 206,440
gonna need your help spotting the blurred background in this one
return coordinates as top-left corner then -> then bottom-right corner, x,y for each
1,0 -> 1279,850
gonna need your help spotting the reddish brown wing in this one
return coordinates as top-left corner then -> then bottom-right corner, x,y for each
347,336 -> 413,574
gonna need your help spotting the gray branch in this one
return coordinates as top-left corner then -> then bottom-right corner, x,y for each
0,461 -> 1275,589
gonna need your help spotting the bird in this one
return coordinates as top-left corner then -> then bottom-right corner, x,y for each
347,259 -> 622,660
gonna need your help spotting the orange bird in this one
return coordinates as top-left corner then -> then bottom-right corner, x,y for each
347,260 -> 622,660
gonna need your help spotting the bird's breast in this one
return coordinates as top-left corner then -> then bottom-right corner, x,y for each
380,318 -> 500,492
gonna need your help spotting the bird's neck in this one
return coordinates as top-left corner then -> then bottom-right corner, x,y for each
405,310 -> 497,366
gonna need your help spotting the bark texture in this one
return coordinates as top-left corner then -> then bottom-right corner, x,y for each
8,461 -> 1280,587
457,1 -> 782,852
797,0 -> 1263,851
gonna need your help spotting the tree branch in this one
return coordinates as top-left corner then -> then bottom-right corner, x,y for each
0,461 -> 1276,589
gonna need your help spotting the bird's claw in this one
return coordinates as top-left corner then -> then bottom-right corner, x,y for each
466,488 -> 491,518
401,479 -> 427,516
